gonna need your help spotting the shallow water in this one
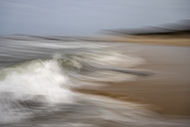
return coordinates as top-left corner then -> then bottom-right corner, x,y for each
0,36 -> 189,127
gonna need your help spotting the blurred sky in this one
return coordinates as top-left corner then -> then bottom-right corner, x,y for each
0,0 -> 190,36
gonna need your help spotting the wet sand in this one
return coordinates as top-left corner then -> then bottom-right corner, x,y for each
77,43 -> 190,117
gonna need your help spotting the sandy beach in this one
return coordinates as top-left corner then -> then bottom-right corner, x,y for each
76,43 -> 190,117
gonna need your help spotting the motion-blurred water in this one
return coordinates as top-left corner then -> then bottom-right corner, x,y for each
0,36 -> 189,127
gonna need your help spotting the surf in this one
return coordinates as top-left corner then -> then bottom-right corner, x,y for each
0,37 -> 189,126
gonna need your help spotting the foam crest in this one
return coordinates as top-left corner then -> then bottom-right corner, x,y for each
0,59 -> 75,103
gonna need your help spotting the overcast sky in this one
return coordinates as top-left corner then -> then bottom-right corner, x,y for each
0,0 -> 190,36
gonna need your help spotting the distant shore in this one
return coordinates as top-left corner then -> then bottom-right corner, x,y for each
104,23 -> 190,47
102,35 -> 190,47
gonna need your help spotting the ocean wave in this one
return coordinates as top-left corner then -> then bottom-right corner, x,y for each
0,51 -> 147,124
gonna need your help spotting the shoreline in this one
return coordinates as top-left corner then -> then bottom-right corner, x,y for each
75,43 -> 190,117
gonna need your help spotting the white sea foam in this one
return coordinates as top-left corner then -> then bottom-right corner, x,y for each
85,51 -> 145,68
0,59 -> 74,103
0,59 -> 78,123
